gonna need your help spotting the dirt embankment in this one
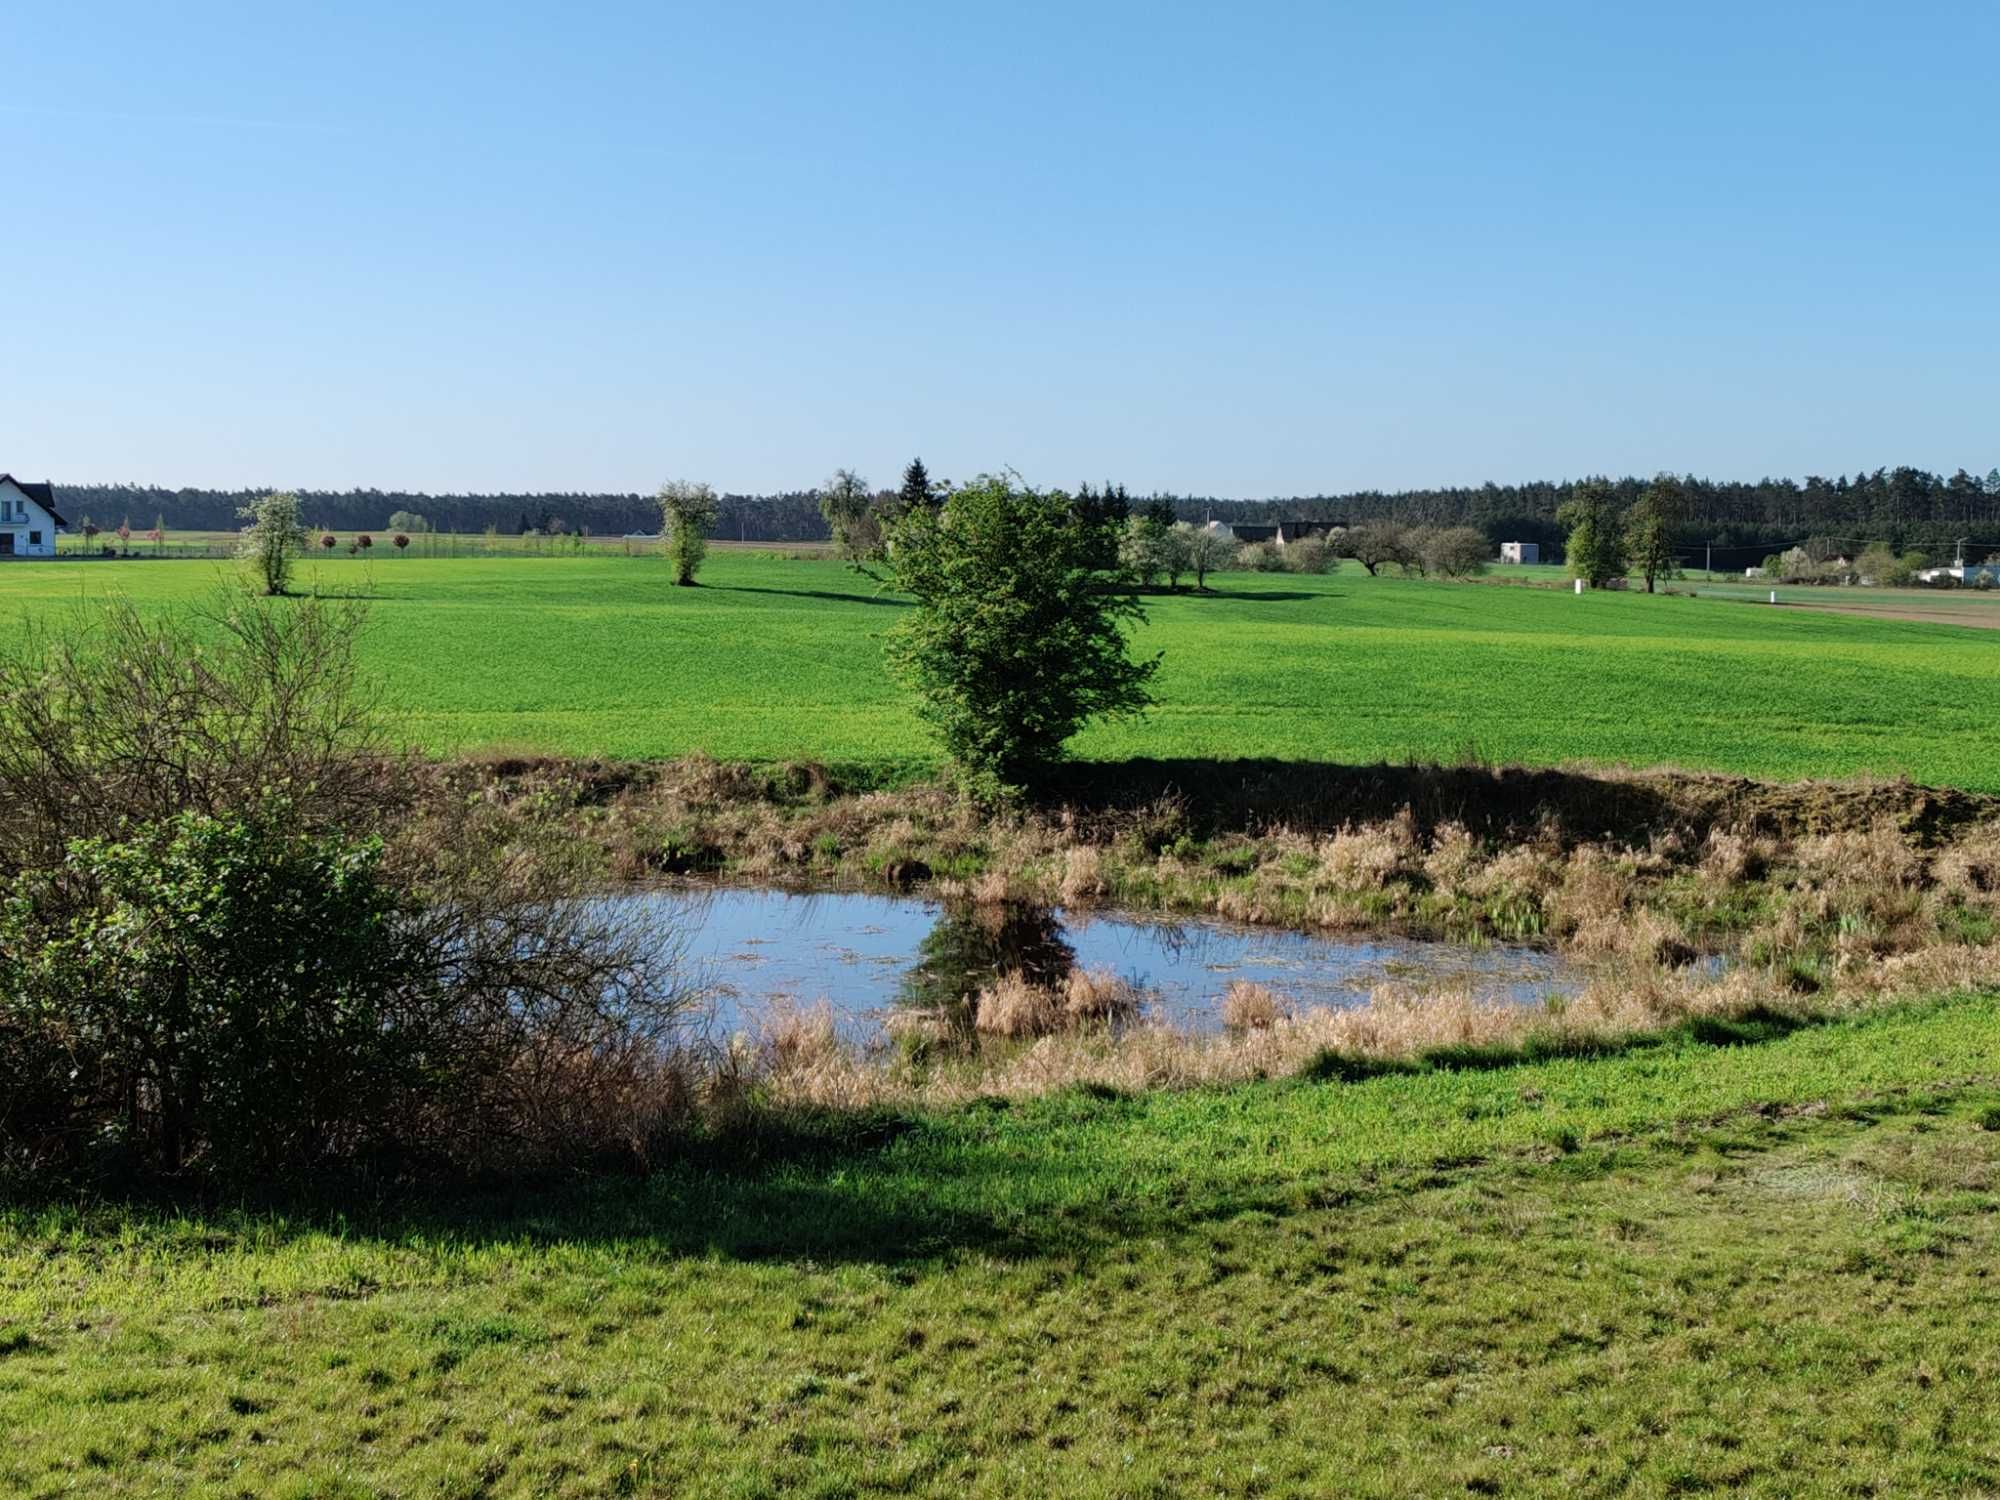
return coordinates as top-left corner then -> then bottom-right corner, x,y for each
452,753 -> 2000,852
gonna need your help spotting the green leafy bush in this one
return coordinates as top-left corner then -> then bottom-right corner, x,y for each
886,475 -> 1158,791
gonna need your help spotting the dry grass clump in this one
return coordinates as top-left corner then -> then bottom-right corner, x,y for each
1463,845 -> 1563,905
1063,968 -> 1143,1024
1220,980 -> 1287,1031
1059,845 -> 1110,903
1701,827 -> 1774,883
759,1000 -> 844,1074
1933,827 -> 2000,896
1317,815 -> 1419,888
1569,907 -> 1695,967
1548,847 -> 1629,936
1422,822 -> 1484,895
974,973 -> 1063,1039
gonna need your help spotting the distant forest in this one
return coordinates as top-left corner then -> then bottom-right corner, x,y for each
51,465 -> 2000,567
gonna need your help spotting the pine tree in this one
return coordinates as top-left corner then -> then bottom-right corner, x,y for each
898,458 -> 938,512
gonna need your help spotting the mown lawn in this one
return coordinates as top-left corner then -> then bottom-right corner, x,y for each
3,552 -> 1999,789
5,993 -> 2000,1497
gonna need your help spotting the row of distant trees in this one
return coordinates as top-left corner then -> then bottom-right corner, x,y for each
52,464 -> 2000,561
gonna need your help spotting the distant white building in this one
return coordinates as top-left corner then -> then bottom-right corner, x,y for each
1499,541 -> 1540,565
0,474 -> 64,558
1917,564 -> 2000,586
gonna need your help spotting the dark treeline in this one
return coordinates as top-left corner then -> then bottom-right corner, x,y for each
53,464 -> 2000,563
1162,465 -> 2000,564
50,485 -> 832,542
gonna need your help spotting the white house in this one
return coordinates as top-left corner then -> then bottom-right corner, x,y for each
0,475 -> 64,558
1499,541 -> 1541,564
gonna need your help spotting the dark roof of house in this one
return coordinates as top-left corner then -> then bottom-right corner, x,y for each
1231,524 -> 1281,542
0,474 -> 67,526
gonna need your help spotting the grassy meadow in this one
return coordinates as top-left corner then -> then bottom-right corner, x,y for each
6,994 -> 2000,1496
4,550 -> 2000,789
8,548 -> 2000,1497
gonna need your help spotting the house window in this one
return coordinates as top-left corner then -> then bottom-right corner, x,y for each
30,531 -> 42,546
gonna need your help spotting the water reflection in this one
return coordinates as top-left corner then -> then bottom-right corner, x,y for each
896,902 -> 1076,1033
636,887 -> 1580,1041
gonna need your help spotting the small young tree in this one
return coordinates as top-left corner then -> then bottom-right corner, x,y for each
886,475 -> 1158,791
116,518 -> 132,555
1158,523 -> 1195,589
1558,481 -> 1628,587
659,479 -> 719,585
356,533 -> 373,552
149,515 -> 166,555
236,492 -> 310,596
1623,474 -> 1684,593
817,468 -> 881,565
1119,503 -> 1179,586
1183,524 -> 1237,590
393,533 -> 411,551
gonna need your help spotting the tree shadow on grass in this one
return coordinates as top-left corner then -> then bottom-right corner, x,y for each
713,584 -> 910,609
1185,588 -> 1330,603
1030,756 -> 2000,845
0,1005 -> 1846,1269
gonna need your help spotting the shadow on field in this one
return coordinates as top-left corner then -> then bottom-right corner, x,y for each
1185,588 -> 1328,603
1032,757 -> 1999,845
4,1006 -> 1853,1268
715,584 -> 910,609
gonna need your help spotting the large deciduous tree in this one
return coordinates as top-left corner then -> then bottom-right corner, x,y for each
1558,480 -> 1629,587
885,475 -> 1158,792
1624,474 -> 1685,593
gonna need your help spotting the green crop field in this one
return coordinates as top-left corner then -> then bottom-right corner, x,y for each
3,551 -> 1998,788
7,995 -> 2000,1496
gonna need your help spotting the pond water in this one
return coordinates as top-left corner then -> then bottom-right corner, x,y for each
622,887 -> 1580,1039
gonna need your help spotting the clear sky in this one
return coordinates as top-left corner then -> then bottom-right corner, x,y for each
3,1 -> 1994,497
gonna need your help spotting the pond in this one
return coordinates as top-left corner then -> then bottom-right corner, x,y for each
623,887 -> 1581,1039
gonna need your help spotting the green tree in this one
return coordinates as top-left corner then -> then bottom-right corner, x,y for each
817,468 -> 879,564
1182,524 -> 1237,589
658,479 -> 719,585
1418,525 -> 1490,579
885,475 -> 1158,790
386,509 -> 431,533
1558,480 -> 1629,587
898,458 -> 941,513
236,491 -> 309,596
1623,474 -> 1685,593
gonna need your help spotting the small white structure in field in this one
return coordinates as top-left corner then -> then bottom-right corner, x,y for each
1500,541 -> 1540,564
0,474 -> 64,558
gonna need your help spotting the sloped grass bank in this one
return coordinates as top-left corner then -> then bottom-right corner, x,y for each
6,993 -> 2000,1496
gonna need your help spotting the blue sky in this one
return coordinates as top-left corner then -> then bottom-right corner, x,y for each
2,1 -> 1994,497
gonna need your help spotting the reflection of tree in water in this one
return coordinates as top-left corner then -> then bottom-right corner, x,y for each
897,902 -> 1075,1031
